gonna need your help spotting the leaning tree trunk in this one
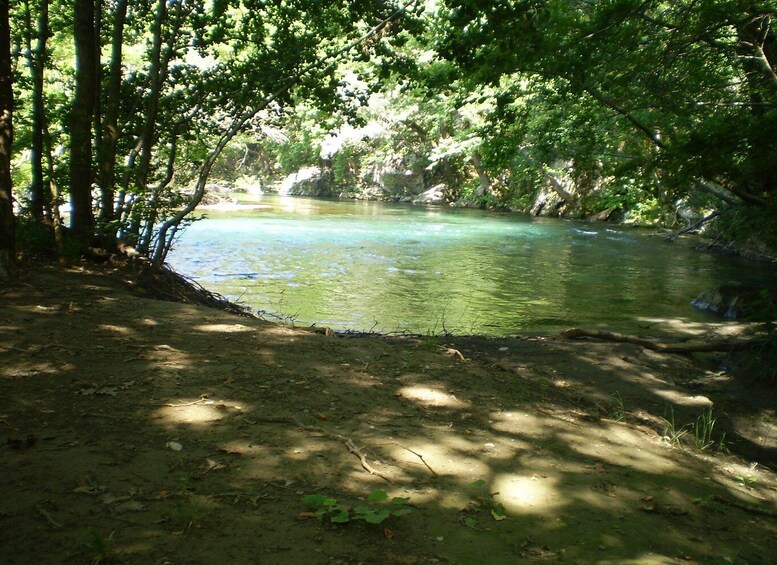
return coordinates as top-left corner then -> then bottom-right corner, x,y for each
0,0 -> 14,280
69,0 -> 97,247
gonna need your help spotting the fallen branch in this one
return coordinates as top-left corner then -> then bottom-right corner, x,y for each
558,328 -> 754,353
299,423 -> 392,483
665,211 -> 720,241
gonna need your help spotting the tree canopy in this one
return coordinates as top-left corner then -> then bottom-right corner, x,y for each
1,0 -> 775,275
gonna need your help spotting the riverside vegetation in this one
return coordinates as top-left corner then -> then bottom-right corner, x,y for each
1,1 -> 777,563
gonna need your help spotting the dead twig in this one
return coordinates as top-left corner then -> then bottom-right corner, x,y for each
37,506 -> 63,530
299,423 -> 392,483
393,443 -> 439,477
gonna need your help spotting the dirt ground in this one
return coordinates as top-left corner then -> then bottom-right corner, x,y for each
1,262 -> 776,564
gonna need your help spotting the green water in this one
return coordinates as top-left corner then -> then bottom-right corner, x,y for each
167,195 -> 777,335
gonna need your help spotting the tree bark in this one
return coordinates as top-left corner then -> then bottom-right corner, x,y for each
23,0 -> 49,222
97,0 -> 127,229
69,0 -> 97,246
0,0 -> 14,279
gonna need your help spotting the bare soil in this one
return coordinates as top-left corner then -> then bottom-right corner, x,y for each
1,262 -> 776,564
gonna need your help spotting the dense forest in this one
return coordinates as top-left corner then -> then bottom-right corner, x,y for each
0,0 -> 776,279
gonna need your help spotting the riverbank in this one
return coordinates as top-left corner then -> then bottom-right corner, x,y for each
2,261 -> 776,564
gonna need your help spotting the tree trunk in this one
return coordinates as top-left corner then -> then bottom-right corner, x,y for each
23,0 -> 48,222
471,150 -> 495,201
97,0 -> 127,229
0,0 -> 14,279
69,0 -> 97,246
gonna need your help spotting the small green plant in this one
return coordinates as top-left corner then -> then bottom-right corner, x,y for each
736,475 -> 757,489
609,391 -> 626,421
83,529 -> 124,565
301,490 -> 411,525
692,406 -> 718,450
460,479 -> 507,529
660,406 -> 688,446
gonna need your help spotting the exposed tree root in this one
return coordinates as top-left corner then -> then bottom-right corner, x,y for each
117,256 -> 253,317
558,328 -> 754,353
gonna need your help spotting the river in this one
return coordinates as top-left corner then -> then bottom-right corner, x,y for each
167,195 -> 777,335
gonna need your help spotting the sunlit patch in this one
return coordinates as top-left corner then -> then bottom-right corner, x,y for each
140,318 -> 158,326
561,424 -> 679,472
99,324 -> 132,334
193,323 -> 252,333
636,316 -> 751,338
396,386 -> 468,408
155,404 -> 226,425
493,473 -> 562,514
153,397 -> 247,426
490,411 -> 547,438
653,388 -> 712,408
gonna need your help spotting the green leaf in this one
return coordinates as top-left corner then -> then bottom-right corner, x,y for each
331,511 -> 350,523
464,517 -> 478,529
491,509 -> 507,521
364,509 -> 391,524
492,503 -> 506,517
391,497 -> 411,505
392,508 -> 412,517
322,498 -> 338,507
302,494 -> 327,507
471,479 -> 486,489
367,490 -> 388,503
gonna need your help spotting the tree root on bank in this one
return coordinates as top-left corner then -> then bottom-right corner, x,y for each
119,257 -> 253,318
558,328 -> 754,353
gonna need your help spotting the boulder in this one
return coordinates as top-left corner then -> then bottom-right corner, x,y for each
279,167 -> 333,197
413,184 -> 447,205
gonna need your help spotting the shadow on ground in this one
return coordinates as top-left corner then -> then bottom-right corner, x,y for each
1,264 -> 775,564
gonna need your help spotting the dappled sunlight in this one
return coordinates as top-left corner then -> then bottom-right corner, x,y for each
153,397 -> 248,426
1,361 -> 66,378
192,322 -> 253,333
652,388 -> 711,408
490,410 -> 551,439
493,473 -> 563,514
140,344 -> 193,370
560,425 -> 679,473
636,316 -> 751,338
98,323 -> 134,335
396,385 -> 469,408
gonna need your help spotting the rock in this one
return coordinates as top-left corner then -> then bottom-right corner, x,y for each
364,157 -> 425,198
279,167 -> 333,197
413,184 -> 447,205
588,208 -> 617,222
530,187 -> 566,216
691,286 -> 772,319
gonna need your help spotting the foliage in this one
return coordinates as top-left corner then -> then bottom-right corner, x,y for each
301,490 -> 411,525
661,405 -> 728,451
459,479 -> 507,529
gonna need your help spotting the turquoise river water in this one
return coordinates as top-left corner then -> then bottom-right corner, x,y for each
167,195 -> 777,335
